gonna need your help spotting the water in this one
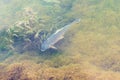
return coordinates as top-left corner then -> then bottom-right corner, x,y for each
0,0 -> 120,80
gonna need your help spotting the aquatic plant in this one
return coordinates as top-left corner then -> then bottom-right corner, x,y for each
0,0 -> 120,80
0,8 -> 49,53
0,29 -> 13,52
0,6 -> 78,53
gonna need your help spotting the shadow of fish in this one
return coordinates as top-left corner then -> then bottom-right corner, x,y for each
41,19 -> 81,51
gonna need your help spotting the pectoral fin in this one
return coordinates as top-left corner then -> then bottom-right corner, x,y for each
50,45 -> 57,49
59,36 -> 64,40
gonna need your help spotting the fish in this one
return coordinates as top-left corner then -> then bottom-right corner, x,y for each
40,18 -> 81,51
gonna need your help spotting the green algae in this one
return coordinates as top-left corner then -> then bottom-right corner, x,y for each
0,0 -> 120,80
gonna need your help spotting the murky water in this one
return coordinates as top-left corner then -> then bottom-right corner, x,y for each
0,0 -> 120,80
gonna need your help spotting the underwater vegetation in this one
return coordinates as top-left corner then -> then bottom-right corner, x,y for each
0,0 -> 120,80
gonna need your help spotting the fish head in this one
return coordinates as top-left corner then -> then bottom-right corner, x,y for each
41,41 -> 49,51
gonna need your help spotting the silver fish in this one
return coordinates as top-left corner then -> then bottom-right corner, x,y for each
41,19 -> 81,51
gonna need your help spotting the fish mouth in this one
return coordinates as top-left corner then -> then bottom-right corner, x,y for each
40,47 -> 47,51
40,49 -> 46,52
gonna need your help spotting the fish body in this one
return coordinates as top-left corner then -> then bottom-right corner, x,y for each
41,19 -> 81,51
